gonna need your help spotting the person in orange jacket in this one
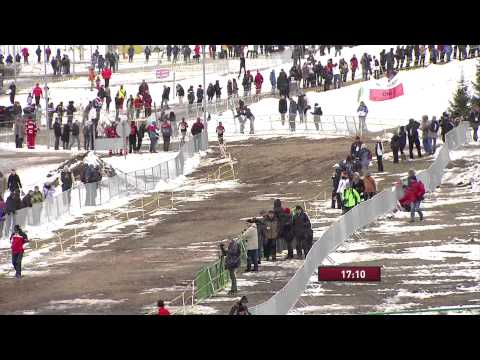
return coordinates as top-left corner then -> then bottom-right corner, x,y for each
88,67 -> 96,91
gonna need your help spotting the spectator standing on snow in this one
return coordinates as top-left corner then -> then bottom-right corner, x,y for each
8,82 -> 16,104
311,103 -> 323,131
406,118 -> 422,159
161,119 -> 172,152
420,115 -> 432,154
14,116 -> 25,148
161,85 -> 170,109
53,118 -> 62,150
429,116 -> 440,154
341,182 -> 361,214
375,137 -> 384,172
357,101 -> 368,134
238,51 -> 246,78
390,130 -> 401,164
144,46 -> 151,63
292,205 -> 312,258
136,122 -> 146,152
270,69 -> 276,94
127,46 -> 135,63
25,117 -> 37,150
363,172 -> 377,200
62,120 -> 71,150
147,121 -> 159,153
61,166 -> 74,205
191,117 -> 204,152
254,70 -> 264,95
243,221 -> 259,272
101,67 -> 112,88
7,170 -> 22,193
288,98 -> 298,132
279,96 -> 288,126
128,121 -> 138,153
262,210 -> 279,262
10,225 -> 29,278
176,84 -> 185,105
214,80 -> 222,101
196,85 -> 204,104
32,83 -> 43,106
220,238 -> 241,295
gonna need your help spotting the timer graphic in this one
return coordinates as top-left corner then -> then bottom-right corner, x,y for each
318,266 -> 381,282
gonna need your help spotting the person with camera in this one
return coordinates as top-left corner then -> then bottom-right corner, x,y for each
220,238 -> 241,295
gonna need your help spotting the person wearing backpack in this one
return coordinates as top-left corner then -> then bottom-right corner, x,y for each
220,238 -> 241,295
160,119 -> 172,152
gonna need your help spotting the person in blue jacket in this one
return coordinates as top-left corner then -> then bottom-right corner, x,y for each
270,69 -> 276,94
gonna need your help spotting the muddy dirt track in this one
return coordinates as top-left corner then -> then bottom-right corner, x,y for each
0,135 -> 437,314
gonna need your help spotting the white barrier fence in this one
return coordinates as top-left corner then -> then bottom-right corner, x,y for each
251,121 -> 473,315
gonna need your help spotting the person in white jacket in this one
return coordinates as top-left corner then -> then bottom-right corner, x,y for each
243,221 -> 259,272
336,171 -> 350,210
332,62 -> 342,89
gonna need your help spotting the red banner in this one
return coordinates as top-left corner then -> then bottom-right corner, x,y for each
369,83 -> 404,101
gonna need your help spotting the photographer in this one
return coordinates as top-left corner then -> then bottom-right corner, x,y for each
220,238 -> 241,295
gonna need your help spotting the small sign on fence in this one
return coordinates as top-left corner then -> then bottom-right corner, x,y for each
155,68 -> 170,79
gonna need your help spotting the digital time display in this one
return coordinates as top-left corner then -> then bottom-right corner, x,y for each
318,266 -> 381,282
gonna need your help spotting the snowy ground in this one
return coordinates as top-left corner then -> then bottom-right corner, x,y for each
212,56 -> 479,138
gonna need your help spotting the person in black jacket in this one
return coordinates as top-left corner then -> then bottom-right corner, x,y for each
406,118 -> 422,159
53,117 -> 62,150
351,172 -> 365,200
206,83 -> 215,103
214,80 -> 222,101
331,165 -> 342,209
136,122 -> 146,152
8,82 -> 16,104
196,85 -> 204,104
469,108 -> 480,141
61,166 -> 74,205
273,199 -> 293,259
66,101 -> 77,124
176,84 -> 185,105
70,120 -> 81,150
161,85 -> 170,109
398,126 -> 407,160
292,205 -> 312,259
278,96 -> 287,125
390,131 -> 400,163
311,103 -> 323,131
7,170 -> 22,193
62,121 -> 71,150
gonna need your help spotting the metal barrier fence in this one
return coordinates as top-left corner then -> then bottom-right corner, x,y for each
1,130 -> 209,240
250,121 -> 473,315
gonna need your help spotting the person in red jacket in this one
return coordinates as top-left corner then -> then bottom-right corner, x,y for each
133,94 -> 143,119
157,300 -> 170,315
191,117 -> 205,152
399,176 -> 425,222
193,45 -> 201,63
129,121 -> 138,153
143,91 -> 153,117
32,83 -> 43,106
21,47 -> 29,64
25,117 -> 38,149
10,225 -> 29,278
350,55 -> 359,81
101,67 -> 112,88
254,70 -> 264,95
